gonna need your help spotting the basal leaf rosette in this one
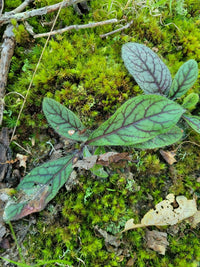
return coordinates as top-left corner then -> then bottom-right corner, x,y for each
87,95 -> 185,146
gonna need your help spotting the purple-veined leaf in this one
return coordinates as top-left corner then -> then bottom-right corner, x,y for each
183,114 -> 200,133
3,155 -> 73,221
169,60 -> 198,99
87,95 -> 185,146
182,93 -> 199,111
43,98 -> 89,142
122,42 -> 172,95
133,126 -> 183,149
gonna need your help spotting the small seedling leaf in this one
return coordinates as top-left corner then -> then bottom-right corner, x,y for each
43,98 -> 89,142
122,42 -> 172,95
182,93 -> 199,111
133,126 -> 183,149
83,146 -> 92,157
87,95 -> 185,146
3,155 -> 73,221
169,59 -> 198,99
183,114 -> 200,133
90,164 -> 109,178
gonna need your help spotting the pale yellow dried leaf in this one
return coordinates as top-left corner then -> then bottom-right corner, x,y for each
16,153 -> 28,168
122,218 -> 144,232
142,194 -> 197,225
122,194 -> 197,232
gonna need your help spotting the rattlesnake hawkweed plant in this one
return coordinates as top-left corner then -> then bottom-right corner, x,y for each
4,42 -> 199,221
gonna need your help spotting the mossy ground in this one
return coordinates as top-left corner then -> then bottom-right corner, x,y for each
1,0 -> 200,266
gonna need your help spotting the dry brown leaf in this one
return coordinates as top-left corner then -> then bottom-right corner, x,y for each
122,194 -> 197,232
160,150 -> 177,165
94,225 -> 121,248
146,230 -> 169,255
73,152 -> 131,170
16,153 -> 28,168
97,152 -> 131,166
126,257 -> 136,266
73,155 -> 98,170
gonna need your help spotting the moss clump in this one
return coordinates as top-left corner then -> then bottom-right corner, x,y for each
24,171 -> 140,266
4,0 -> 23,11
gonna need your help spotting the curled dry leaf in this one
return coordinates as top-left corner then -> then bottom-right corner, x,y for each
16,153 -> 28,168
73,155 -> 98,170
73,152 -> 131,170
123,194 -> 197,231
160,150 -> 177,165
94,225 -> 121,248
145,230 -> 169,255
97,152 -> 131,166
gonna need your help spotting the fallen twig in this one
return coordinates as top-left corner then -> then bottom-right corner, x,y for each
100,20 -> 133,38
0,0 -> 87,26
34,18 -> 118,38
24,21 -> 35,36
0,24 -> 15,125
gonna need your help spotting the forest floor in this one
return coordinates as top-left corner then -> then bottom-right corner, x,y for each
0,1 -> 200,266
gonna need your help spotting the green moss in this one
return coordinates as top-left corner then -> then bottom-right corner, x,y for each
4,0 -> 23,10
12,24 -> 29,44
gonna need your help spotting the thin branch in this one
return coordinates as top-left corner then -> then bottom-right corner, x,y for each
34,18 -> 118,38
24,21 -> 35,36
0,24 -> 15,125
100,20 -> 133,38
0,0 -> 87,26
0,0 -> 35,125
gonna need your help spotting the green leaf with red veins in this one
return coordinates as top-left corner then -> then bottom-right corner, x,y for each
43,98 -> 89,142
169,60 -> 198,100
87,95 -> 185,146
3,155 -> 73,221
122,42 -> 172,96
134,126 -> 183,149
183,114 -> 200,133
